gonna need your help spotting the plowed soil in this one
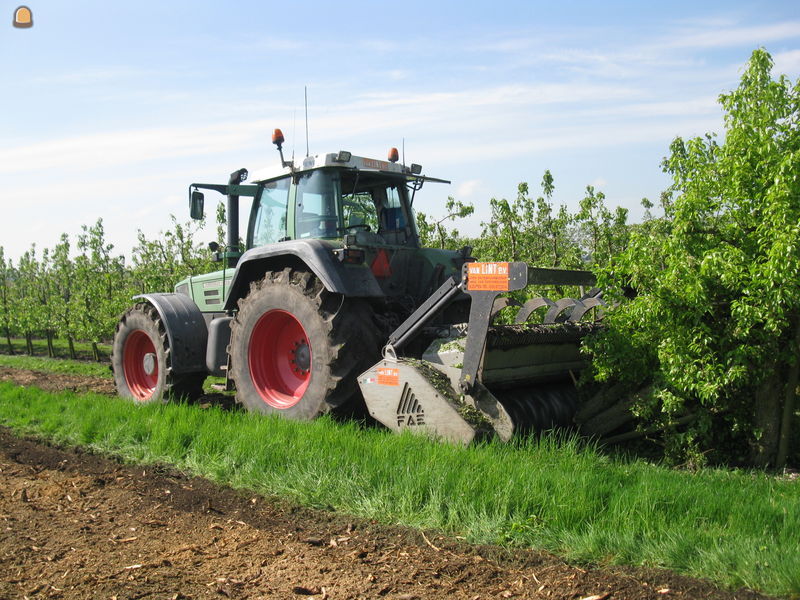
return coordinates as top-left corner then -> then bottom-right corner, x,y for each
0,368 -> 774,600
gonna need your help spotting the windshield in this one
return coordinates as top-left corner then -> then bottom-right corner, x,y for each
250,169 -> 417,246
249,177 -> 290,247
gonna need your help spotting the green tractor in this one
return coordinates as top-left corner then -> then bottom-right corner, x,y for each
112,130 -> 603,444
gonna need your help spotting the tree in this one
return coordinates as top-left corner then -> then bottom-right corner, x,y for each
574,185 -> 630,268
50,234 -> 80,359
476,171 -> 588,269
0,247 -> 15,354
587,49 -> 800,468
74,219 -> 129,361
415,196 -> 474,250
34,247 -> 57,358
131,215 -> 214,295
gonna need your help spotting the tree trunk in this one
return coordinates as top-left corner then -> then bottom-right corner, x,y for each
46,331 -> 55,358
67,336 -> 76,360
750,370 -> 783,468
776,318 -> 800,468
5,326 -> 13,354
92,341 -> 101,362
25,332 -> 33,355
600,412 -> 698,446
580,386 -> 652,437
575,382 -> 630,424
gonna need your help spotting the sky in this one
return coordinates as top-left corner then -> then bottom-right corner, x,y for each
1,0 -> 799,262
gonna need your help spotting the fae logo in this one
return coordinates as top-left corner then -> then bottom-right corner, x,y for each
396,383 -> 425,427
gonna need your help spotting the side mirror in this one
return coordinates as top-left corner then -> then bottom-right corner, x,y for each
190,190 -> 204,220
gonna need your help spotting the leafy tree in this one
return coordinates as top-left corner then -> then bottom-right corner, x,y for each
50,234 -> 80,359
587,49 -> 800,468
74,219 -> 129,360
0,247 -> 16,354
478,183 -> 529,262
476,171 -> 588,270
13,246 -> 40,355
131,215 -> 214,295
34,247 -> 58,358
575,185 -> 630,268
415,196 -> 474,249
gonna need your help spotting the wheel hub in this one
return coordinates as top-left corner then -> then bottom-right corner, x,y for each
143,352 -> 157,376
291,341 -> 310,374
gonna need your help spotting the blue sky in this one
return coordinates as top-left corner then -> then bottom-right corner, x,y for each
2,1 -> 799,262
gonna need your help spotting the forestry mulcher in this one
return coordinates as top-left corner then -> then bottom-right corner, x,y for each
112,130 -> 604,444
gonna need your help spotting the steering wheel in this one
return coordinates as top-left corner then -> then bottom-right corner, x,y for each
341,223 -> 371,233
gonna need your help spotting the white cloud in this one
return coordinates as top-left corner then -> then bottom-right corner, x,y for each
773,49 -> 800,76
665,21 -> 800,49
0,121 -> 272,174
456,180 -> 481,198
29,66 -> 155,85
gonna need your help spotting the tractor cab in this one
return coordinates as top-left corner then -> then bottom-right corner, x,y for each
183,132 -> 456,312
189,133 -> 449,262
247,157 -> 422,250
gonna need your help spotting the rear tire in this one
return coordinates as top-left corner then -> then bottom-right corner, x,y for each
229,269 -> 381,420
112,303 -> 206,403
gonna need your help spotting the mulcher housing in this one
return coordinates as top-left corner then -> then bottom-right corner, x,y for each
112,132 -> 603,444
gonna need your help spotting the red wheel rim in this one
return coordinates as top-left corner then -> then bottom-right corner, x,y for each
122,330 -> 159,401
249,310 -> 311,409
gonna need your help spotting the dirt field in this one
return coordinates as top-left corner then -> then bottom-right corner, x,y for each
0,368 -> 774,599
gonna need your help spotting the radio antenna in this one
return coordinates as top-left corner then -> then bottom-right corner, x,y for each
402,138 -> 405,166
304,86 -> 310,157
291,109 -> 296,162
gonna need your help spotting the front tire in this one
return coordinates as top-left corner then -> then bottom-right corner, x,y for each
229,269 -> 380,420
112,303 -> 205,403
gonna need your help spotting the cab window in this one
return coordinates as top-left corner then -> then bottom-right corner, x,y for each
250,177 -> 290,247
295,170 -> 342,239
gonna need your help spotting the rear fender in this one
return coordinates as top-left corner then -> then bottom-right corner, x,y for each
134,293 -> 208,374
223,239 -> 384,311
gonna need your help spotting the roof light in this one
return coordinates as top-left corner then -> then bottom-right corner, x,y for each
272,128 -> 285,147
388,147 -> 399,163
334,150 -> 352,162
410,163 -> 422,175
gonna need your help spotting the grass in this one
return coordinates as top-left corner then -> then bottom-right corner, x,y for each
0,353 -> 113,378
0,382 -> 798,597
0,337 -> 112,361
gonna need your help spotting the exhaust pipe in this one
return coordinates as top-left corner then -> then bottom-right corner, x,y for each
226,168 -> 248,268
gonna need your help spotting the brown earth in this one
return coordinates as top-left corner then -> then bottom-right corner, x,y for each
0,366 -> 116,396
0,369 -> 775,600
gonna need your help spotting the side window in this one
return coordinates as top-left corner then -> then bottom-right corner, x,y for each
251,178 -> 290,246
380,185 -> 406,232
381,187 -> 406,231
296,170 -> 341,239
342,191 -> 379,231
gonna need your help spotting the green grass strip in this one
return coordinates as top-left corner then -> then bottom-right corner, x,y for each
1,337 -> 112,360
0,354 -> 112,378
0,382 -> 797,597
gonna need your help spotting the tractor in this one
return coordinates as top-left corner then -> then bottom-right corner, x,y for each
111,130 -> 603,444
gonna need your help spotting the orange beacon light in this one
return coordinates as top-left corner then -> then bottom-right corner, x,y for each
13,6 -> 33,28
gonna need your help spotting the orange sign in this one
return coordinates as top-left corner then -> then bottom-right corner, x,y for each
362,158 -> 389,170
377,367 -> 400,386
467,262 -> 510,291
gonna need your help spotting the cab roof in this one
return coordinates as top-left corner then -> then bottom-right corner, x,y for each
248,151 -> 451,185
